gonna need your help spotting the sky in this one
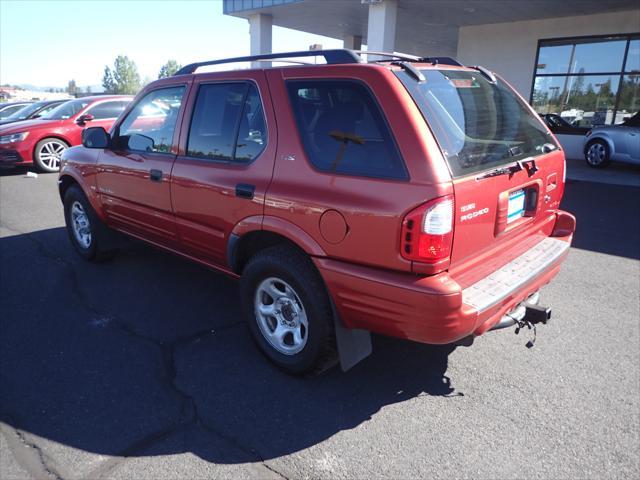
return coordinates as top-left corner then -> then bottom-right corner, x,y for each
0,0 -> 342,89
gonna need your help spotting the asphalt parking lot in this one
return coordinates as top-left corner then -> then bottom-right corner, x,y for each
1,166 -> 639,479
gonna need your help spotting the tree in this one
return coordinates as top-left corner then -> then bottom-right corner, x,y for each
102,65 -> 115,93
102,55 -> 141,94
67,79 -> 77,95
158,60 -> 181,79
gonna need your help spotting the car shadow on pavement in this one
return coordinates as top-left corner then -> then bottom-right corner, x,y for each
561,180 -> 640,259
0,166 -> 39,177
0,226 -> 461,467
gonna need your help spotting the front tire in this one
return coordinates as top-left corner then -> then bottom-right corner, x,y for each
585,139 -> 611,168
63,184 -> 114,261
240,246 -> 337,375
34,137 -> 69,172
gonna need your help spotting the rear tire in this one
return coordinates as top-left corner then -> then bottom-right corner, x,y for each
63,184 -> 114,261
240,245 -> 337,375
34,137 -> 69,172
585,139 -> 611,168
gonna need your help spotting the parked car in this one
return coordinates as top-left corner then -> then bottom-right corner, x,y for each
0,96 -> 131,172
59,50 -> 575,374
0,99 -> 70,126
0,101 -> 32,120
584,112 -> 640,168
540,113 -> 590,136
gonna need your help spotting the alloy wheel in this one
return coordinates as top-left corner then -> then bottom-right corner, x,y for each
586,142 -> 606,166
39,140 -> 67,170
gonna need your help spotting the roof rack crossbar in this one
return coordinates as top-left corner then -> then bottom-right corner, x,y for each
175,49 -> 363,75
390,61 -> 426,82
355,51 -> 463,67
420,57 -> 464,67
354,50 -> 422,62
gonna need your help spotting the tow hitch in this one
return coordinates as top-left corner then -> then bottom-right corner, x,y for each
491,293 -> 552,348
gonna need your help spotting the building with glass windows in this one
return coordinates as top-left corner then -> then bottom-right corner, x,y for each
223,0 -> 639,158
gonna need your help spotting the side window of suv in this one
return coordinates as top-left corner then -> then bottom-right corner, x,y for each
287,80 -> 407,180
87,101 -> 130,120
187,83 -> 266,163
118,86 -> 185,154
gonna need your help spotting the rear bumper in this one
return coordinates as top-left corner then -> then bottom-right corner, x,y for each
315,210 -> 575,345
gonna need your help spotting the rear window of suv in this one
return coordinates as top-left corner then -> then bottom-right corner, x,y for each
287,80 -> 407,180
396,69 -> 557,178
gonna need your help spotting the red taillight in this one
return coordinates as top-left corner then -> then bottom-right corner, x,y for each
401,195 -> 454,263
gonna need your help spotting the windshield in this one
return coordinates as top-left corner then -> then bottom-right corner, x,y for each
41,99 -> 90,120
396,69 -> 556,178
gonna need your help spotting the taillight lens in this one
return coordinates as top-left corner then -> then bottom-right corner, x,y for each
401,195 -> 454,263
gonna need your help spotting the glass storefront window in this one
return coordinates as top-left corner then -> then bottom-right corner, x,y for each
536,45 -> 572,74
617,74 -> 640,123
571,39 -> 626,74
533,75 -> 620,126
625,39 -> 640,73
532,34 -> 640,126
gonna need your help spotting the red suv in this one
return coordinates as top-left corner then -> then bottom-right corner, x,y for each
58,50 -> 575,374
0,95 -> 131,172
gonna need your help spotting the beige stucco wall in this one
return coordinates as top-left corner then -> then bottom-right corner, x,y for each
457,10 -> 640,98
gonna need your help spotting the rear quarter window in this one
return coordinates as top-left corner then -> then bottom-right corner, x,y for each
286,80 -> 408,180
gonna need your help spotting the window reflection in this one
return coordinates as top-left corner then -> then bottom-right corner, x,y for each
571,40 -> 626,74
532,35 -> 639,126
625,40 -> 640,73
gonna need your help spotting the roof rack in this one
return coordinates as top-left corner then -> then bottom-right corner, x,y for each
174,49 -> 363,75
173,49 -> 464,76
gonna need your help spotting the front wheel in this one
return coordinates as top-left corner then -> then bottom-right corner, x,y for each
34,137 -> 69,172
63,184 -> 114,261
240,246 -> 337,375
585,139 -> 611,168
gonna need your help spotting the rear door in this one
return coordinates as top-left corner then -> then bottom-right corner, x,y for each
396,68 -> 565,278
449,149 -> 565,274
170,71 -> 277,266
97,85 -> 188,246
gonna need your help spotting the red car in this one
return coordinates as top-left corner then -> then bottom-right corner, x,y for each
0,95 -> 131,172
59,50 -> 575,374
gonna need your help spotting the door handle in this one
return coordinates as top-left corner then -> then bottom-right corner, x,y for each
235,183 -> 255,199
149,169 -> 163,182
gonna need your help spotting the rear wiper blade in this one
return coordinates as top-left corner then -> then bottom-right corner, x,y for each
476,162 -> 523,180
476,158 -> 539,180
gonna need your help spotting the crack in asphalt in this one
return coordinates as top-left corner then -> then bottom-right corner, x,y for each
1,221 -> 289,480
13,429 -> 64,480
0,423 -> 64,480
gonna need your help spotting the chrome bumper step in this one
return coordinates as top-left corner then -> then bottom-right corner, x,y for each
462,237 -> 569,312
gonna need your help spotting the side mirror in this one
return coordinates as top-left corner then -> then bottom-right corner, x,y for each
76,113 -> 94,125
82,127 -> 110,149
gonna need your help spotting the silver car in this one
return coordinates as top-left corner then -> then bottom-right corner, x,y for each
584,113 -> 640,168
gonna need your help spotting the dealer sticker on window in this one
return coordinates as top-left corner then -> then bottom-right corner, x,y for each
507,189 -> 526,224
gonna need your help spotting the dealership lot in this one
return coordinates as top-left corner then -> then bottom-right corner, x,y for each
1,169 -> 638,479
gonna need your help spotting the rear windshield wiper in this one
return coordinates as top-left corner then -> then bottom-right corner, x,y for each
476,159 -> 538,180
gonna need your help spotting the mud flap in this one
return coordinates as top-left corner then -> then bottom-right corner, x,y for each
333,315 -> 372,371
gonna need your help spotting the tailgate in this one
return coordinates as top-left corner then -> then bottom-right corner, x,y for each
449,149 -> 566,277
